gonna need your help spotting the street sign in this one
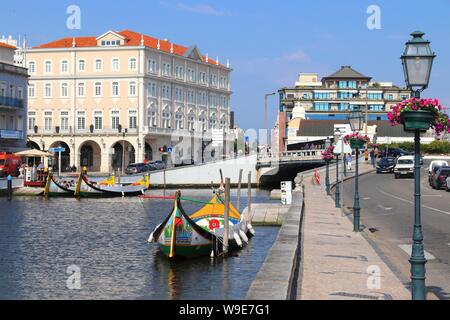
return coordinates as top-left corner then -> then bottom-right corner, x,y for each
167,147 -> 173,154
333,139 -> 352,154
49,147 -> 66,153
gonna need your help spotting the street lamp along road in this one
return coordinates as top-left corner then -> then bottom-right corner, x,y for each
401,31 -> 436,301
325,137 -> 331,196
348,109 -> 365,232
333,129 -> 342,209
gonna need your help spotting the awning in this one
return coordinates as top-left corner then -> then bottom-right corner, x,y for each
14,149 -> 54,157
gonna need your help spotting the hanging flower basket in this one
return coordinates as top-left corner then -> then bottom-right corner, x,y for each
399,110 -> 434,132
321,145 -> 335,161
344,133 -> 370,150
388,98 -> 450,135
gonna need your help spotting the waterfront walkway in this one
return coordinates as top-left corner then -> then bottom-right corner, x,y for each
298,162 -> 411,300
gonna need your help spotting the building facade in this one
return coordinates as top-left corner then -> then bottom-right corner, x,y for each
26,30 -> 232,172
277,66 -> 412,149
0,42 -> 28,153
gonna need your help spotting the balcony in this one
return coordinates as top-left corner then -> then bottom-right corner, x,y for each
0,96 -> 24,109
27,126 -> 139,137
0,130 -> 24,140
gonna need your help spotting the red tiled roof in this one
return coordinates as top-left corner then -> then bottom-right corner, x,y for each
0,42 -> 17,49
33,29 -> 225,67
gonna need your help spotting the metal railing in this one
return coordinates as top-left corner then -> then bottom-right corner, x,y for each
258,149 -> 325,163
0,96 -> 24,108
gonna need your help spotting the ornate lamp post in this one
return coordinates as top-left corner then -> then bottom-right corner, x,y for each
348,109 -> 365,232
401,31 -> 436,300
324,137 -> 332,195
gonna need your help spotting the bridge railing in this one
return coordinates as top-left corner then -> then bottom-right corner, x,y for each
258,149 -> 325,163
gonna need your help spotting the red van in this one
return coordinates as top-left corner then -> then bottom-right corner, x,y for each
0,152 -> 22,177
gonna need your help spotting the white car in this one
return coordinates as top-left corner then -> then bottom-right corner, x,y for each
428,160 -> 449,174
394,155 -> 415,179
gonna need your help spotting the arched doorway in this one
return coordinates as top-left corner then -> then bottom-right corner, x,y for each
111,141 -> 136,172
145,143 -> 153,161
26,141 -> 40,150
49,141 -> 71,172
79,141 -> 101,172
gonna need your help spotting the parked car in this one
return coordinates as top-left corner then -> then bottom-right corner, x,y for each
428,160 -> 448,174
148,161 -> 166,171
430,166 -> 450,190
394,155 -> 415,179
125,163 -> 149,175
446,176 -> 450,192
380,148 -> 423,165
376,157 -> 397,174
429,165 -> 443,186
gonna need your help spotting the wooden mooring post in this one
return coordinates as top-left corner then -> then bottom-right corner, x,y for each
224,177 -> 231,255
247,171 -> 252,222
237,169 -> 243,211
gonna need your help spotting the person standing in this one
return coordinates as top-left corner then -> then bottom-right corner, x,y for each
370,149 -> 376,168
347,154 -> 353,171
364,149 -> 369,163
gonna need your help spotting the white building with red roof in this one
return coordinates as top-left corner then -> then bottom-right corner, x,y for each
26,30 -> 232,172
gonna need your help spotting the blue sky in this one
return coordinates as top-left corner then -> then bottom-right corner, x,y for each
2,0 -> 450,129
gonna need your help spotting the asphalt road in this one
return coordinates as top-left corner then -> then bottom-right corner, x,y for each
343,160 -> 450,300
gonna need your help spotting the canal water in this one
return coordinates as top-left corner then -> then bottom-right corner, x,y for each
0,189 -> 279,300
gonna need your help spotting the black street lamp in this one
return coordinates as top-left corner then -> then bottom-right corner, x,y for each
334,129 -> 341,208
401,31 -> 436,300
325,137 -> 331,196
348,108 -> 364,232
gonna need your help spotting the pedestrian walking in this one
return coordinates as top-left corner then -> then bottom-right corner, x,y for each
347,154 -> 353,171
370,149 -> 376,168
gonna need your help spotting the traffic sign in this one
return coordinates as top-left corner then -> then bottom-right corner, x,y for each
167,147 -> 173,154
49,147 -> 66,153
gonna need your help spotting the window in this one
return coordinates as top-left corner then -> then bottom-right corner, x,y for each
209,94 -> 217,108
187,90 -> 195,104
28,61 -> 36,73
162,107 -> 171,128
45,61 -> 52,73
175,111 -> 183,129
77,83 -> 85,97
44,83 -> 52,97
112,59 -> 120,71
128,109 -> 137,129
95,59 -> 102,71
61,83 -> 69,97
77,111 -> 86,130
60,111 -> 69,131
368,93 -> 383,100
148,59 -> 157,73
44,111 -> 53,131
175,66 -> 184,79
148,105 -> 157,127
111,110 -> 120,130
28,112 -> 36,130
314,103 -> 330,111
101,40 -> 121,46
28,84 -> 35,98
220,116 -> 227,129
112,82 -> 119,96
198,92 -> 207,106
162,63 -> 171,76
78,59 -> 86,72
18,87 -> 23,99
187,68 -> 196,82
129,81 -> 137,96
187,111 -> 195,131
61,60 -> 69,73
94,82 -> 102,97
199,72 -> 207,84
94,111 -> 103,130
209,114 -> 217,129
199,112 -> 206,131
147,82 -> 157,97
129,58 -> 137,71
175,87 -> 184,102
162,84 -> 171,100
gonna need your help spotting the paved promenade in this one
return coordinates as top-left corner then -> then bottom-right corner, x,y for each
298,161 -> 411,300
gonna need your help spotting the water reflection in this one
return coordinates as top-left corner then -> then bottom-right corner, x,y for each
0,189 -> 279,300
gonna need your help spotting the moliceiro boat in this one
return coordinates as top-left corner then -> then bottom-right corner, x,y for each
148,192 -> 255,259
44,172 -> 150,197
